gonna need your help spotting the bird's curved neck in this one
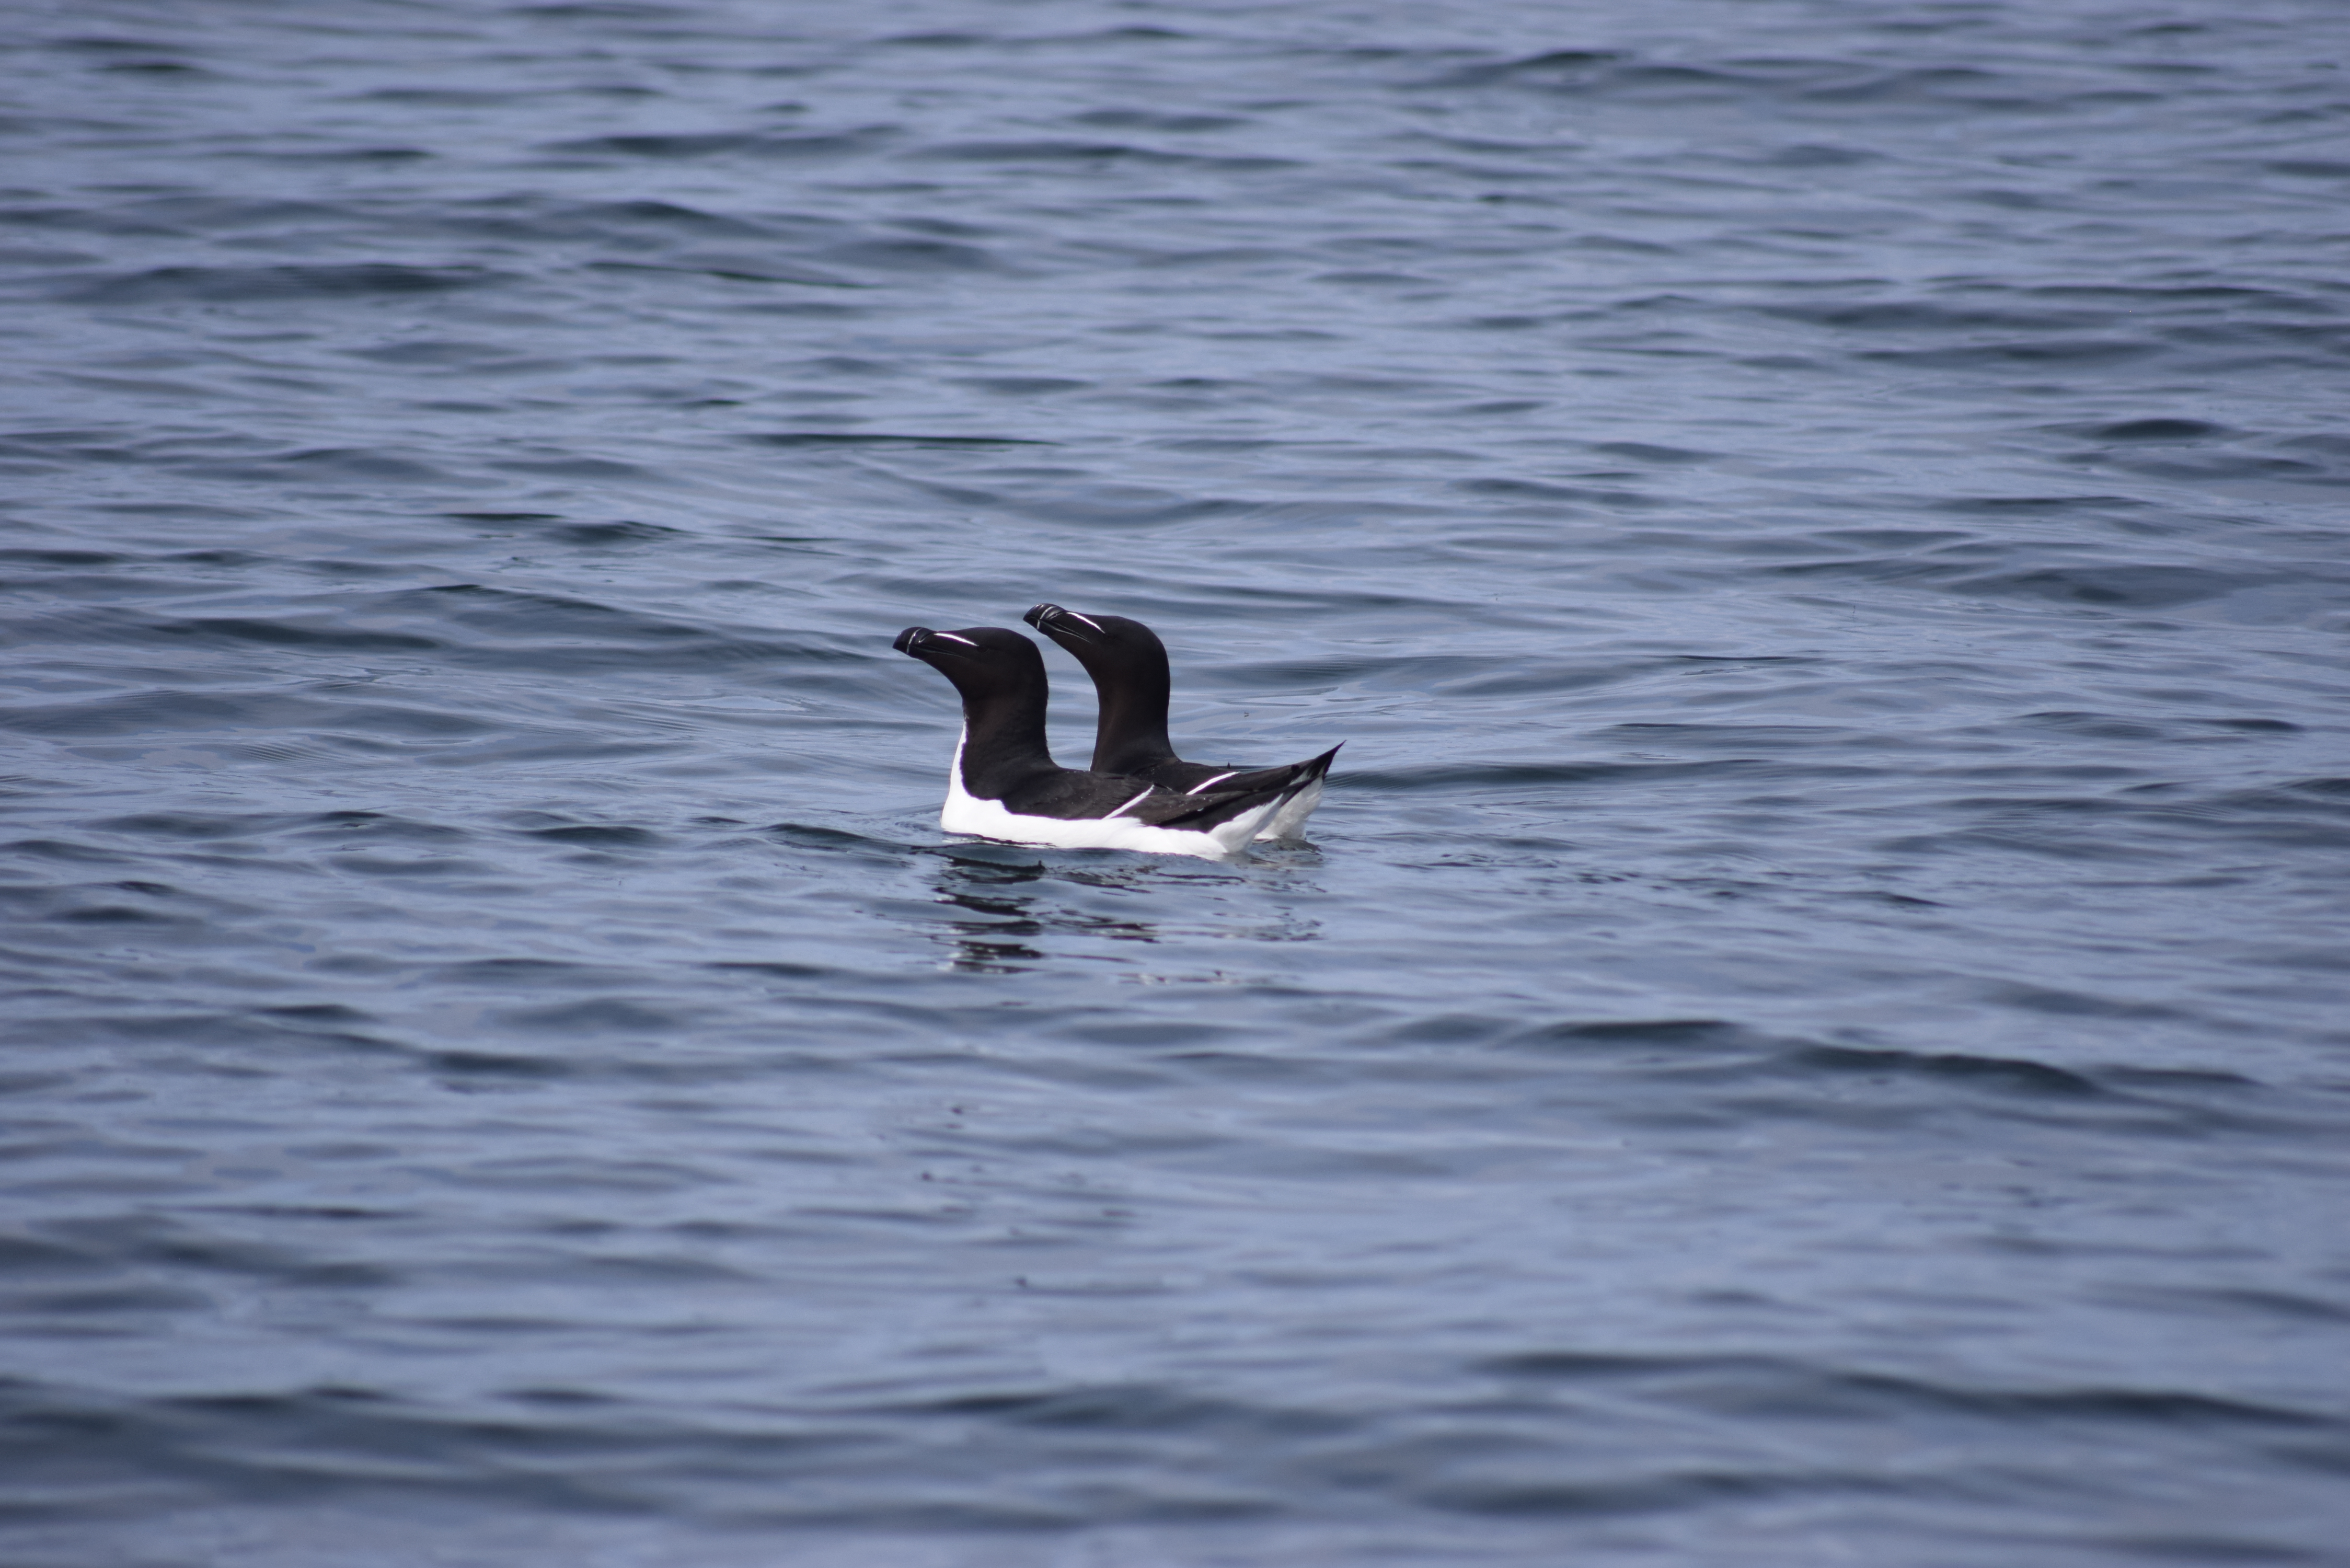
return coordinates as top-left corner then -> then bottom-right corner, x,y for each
1090,658 -> 1174,774
957,685 -> 1056,797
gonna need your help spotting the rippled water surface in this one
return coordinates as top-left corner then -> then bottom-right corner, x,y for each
6,1 -> 2350,1562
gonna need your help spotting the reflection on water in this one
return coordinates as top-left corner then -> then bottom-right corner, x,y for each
931,856 -> 1058,972
922,849 -> 1327,972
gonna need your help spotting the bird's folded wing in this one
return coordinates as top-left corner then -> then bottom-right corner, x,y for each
1122,779 -> 1301,831
996,768 -> 1293,831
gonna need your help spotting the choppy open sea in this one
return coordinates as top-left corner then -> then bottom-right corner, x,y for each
5,1 -> 2349,1563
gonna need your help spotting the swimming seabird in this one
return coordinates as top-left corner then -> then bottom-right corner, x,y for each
1022,604 -> 1339,841
895,624 -> 1320,857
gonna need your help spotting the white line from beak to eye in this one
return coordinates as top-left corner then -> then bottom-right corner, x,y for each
933,632 -> 977,645
1107,787 -> 1154,817
1067,613 -> 1104,633
1186,771 -> 1239,795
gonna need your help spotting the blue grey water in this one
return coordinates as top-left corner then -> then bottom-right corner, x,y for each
4,0 -> 2348,1562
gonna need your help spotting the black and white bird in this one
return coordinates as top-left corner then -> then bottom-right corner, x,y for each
1022,604 -> 1339,842
895,625 -> 1323,857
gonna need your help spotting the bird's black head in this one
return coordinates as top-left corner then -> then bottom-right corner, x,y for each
1022,603 -> 1167,665
1020,605 -> 1176,771
894,624 -> 1051,706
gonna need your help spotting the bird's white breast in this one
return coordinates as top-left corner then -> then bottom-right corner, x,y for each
940,731 -> 1273,858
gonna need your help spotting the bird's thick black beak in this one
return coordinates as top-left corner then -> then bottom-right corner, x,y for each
1024,603 -> 1096,642
893,626 -> 931,655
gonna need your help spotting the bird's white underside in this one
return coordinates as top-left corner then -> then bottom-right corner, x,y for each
1255,775 -> 1324,841
939,731 -> 1280,857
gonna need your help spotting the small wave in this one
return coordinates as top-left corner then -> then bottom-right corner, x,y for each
183,447 -> 466,486
1512,1017 -> 1762,1051
763,822 -> 913,858
1424,49 -> 1627,89
2053,417 -> 2234,442
738,431 -> 1051,448
1956,564 -> 2281,609
2091,452 -> 2341,487
360,584 -> 856,673
569,198 -> 772,234
1477,1351 -> 2332,1431
0,688 -> 482,740
586,257 -> 865,288
814,236 -> 1001,273
1781,1042 -> 2103,1097
1931,494 -> 2143,515
911,140 -> 1296,171
496,998 -> 687,1034
1349,759 -> 1771,793
544,129 -> 890,160
524,824 -> 663,847
65,263 -> 506,305
1762,300 -> 2106,333
1068,108 -> 1248,133
1856,339 -> 2158,367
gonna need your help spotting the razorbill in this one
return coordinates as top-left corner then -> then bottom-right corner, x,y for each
894,625 -> 1319,857
1022,604 -> 1339,841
